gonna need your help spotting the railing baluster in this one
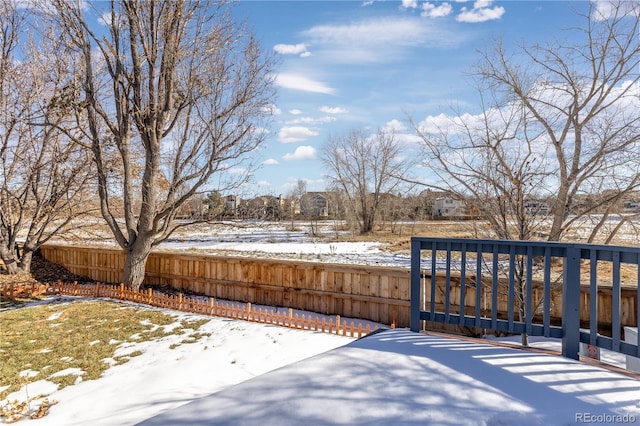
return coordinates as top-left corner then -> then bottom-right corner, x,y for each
409,238 -> 421,333
612,251 -> 621,353
507,245 -> 515,333
444,242 -> 452,323
543,246 -> 551,337
637,258 -> 640,358
459,243 -> 466,326
491,245 -> 499,331
430,245 -> 437,322
475,249 -> 482,328
589,249 -> 598,346
526,245 -> 533,337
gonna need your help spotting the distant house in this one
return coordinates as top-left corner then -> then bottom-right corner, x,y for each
524,200 -> 550,216
623,201 -> 639,213
237,195 -> 282,219
301,192 -> 329,217
225,195 -> 239,213
433,197 -> 467,218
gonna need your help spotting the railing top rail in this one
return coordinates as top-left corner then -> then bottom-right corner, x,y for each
411,237 -> 640,263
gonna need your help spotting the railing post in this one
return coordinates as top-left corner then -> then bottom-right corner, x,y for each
562,246 -> 581,360
410,238 -> 422,333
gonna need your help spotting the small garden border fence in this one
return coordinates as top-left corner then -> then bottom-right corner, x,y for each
1,282 -> 378,339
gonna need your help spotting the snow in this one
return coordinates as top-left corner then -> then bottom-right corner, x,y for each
4,221 -> 639,425
138,329 -> 639,426
60,220 -> 414,267
3,304 -> 640,426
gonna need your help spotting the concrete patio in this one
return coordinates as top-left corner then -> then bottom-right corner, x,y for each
137,329 -> 640,426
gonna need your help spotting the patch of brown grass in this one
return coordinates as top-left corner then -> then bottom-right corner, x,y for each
0,300 -> 210,403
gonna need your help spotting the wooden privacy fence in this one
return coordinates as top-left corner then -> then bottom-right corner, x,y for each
39,244 -> 411,326
38,244 -> 638,331
0,281 -> 377,339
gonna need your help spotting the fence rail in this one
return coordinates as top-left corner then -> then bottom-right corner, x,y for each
410,238 -> 640,360
0,282 -> 376,338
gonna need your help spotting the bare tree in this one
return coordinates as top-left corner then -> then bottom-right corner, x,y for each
414,1 -> 640,244
53,0 -> 276,289
412,93 -> 552,242
412,1 -> 640,345
477,1 -> 639,243
321,128 -> 415,235
0,3 -> 94,274
284,179 -> 305,231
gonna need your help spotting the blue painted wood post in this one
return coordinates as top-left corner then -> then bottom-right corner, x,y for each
562,246 -> 581,360
410,238 -> 422,333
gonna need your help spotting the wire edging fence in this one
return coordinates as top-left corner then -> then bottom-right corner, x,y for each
1,282 -> 379,338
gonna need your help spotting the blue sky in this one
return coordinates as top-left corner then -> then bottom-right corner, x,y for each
230,0 -> 598,197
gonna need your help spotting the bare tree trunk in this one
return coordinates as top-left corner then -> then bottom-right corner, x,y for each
0,244 -> 18,274
123,244 -> 151,291
18,249 -> 33,274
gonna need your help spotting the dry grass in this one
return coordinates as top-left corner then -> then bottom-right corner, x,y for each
0,299 -> 210,404
326,220 -> 486,252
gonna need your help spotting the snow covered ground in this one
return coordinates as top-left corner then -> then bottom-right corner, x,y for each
60,220 -> 415,267
3,306 -> 639,426
5,219 -> 636,425
2,295 -> 639,426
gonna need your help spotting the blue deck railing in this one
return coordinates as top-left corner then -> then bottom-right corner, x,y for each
410,238 -> 640,360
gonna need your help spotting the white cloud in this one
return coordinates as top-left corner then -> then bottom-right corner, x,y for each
273,43 -> 309,56
421,2 -> 453,18
456,0 -> 505,23
300,51 -> 313,58
278,126 -> 320,143
289,109 -> 303,115
304,18 -> 423,48
257,180 -> 271,187
319,106 -> 348,114
263,158 -> 279,165
275,73 -> 336,95
591,0 -> 640,21
266,104 -> 282,115
287,116 -> 336,125
283,146 -> 317,161
382,119 -> 407,133
301,16 -> 465,63
401,0 -> 418,8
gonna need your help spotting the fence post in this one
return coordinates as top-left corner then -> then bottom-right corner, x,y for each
562,245 -> 581,360
410,238 -> 422,332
